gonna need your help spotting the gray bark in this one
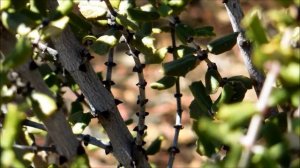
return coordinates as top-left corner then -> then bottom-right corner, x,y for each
0,24 -> 79,162
224,0 -> 265,95
47,1 -> 150,167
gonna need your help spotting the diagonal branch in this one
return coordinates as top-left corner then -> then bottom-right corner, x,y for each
47,1 -> 149,167
223,0 -> 265,96
0,23 -> 80,162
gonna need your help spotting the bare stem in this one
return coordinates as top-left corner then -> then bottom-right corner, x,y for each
22,119 -> 109,150
167,16 -> 183,168
238,62 -> 281,167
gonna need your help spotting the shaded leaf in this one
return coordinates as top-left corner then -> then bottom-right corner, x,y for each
146,135 -> 164,155
207,32 -> 239,55
163,55 -> 198,76
128,8 -> 160,21
151,76 -> 176,90
193,26 -> 215,37
3,36 -> 32,70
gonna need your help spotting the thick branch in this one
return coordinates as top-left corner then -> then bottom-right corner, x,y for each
0,23 -> 79,162
224,0 -> 265,96
47,1 -> 149,167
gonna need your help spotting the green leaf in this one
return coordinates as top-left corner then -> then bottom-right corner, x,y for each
3,36 -> 32,70
11,0 -> 29,10
207,32 -> 239,55
163,55 -> 198,76
69,112 -> 92,126
280,63 -> 300,85
217,102 -> 257,128
1,104 -> 25,149
175,45 -> 196,58
175,23 -> 194,44
193,26 -> 215,37
111,0 -> 121,9
291,90 -> 300,107
243,9 -> 268,45
0,0 -> 11,11
71,101 -> 83,114
189,99 -> 211,119
1,11 -> 37,34
157,4 -> 173,17
227,80 -> 248,103
68,12 -> 92,37
145,47 -> 168,64
90,28 -> 121,55
42,16 -> 70,38
192,119 -> 222,156
227,75 -> 253,89
116,13 -> 139,31
146,135 -> 164,155
31,92 -> 57,117
205,67 -> 223,94
150,76 -> 176,90
268,88 -> 289,106
128,8 -> 160,21
189,81 -> 212,119
167,0 -> 190,15
29,0 -> 47,16
70,155 -> 89,168
78,0 -> 107,19
50,0 -> 73,20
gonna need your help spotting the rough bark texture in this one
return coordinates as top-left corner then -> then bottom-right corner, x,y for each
47,1 -> 150,167
0,24 -> 79,162
224,0 -> 265,95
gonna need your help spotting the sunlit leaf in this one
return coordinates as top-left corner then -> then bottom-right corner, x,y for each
150,76 -> 176,90
31,92 -> 57,117
78,0 -> 107,19
42,16 -> 70,38
1,104 -> 25,149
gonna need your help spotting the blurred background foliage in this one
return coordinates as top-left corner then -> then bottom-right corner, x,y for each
0,0 -> 299,167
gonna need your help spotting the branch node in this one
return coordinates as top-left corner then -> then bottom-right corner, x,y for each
168,146 -> 180,154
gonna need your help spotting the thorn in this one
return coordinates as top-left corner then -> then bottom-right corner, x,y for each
174,93 -> 182,98
76,144 -> 86,155
197,51 -> 208,61
105,143 -> 113,155
29,60 -> 38,70
132,64 -> 145,73
59,155 -> 68,165
79,64 -> 87,72
82,135 -> 90,146
136,80 -> 147,89
104,61 -> 117,67
114,99 -> 123,105
167,46 -> 174,53
168,146 -> 180,154
76,94 -> 85,102
173,125 -> 183,129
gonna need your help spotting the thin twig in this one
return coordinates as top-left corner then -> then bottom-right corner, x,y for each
167,16 -> 183,168
22,119 -> 109,150
103,0 -> 148,148
239,61 -> 281,167
104,48 -> 116,91
13,144 -> 57,153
